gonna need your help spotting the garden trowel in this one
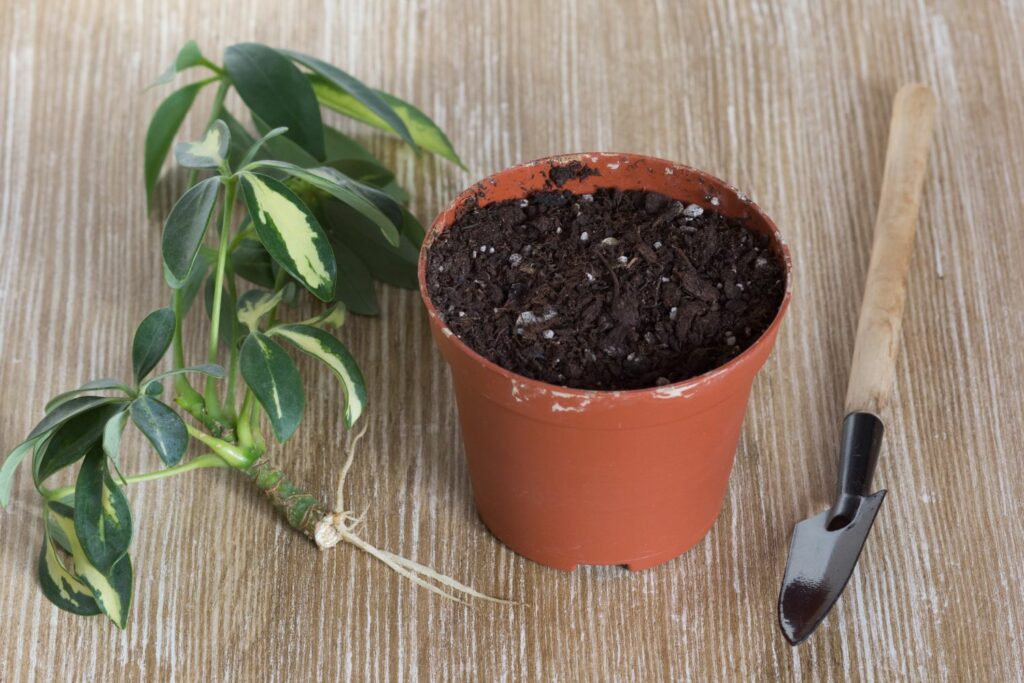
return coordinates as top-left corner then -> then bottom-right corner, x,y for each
778,83 -> 937,645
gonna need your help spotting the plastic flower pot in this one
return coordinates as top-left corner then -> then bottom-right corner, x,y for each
418,153 -> 792,571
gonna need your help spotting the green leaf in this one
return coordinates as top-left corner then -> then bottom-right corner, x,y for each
31,395 -> 121,440
132,308 -> 176,383
48,502 -> 133,628
322,198 -> 418,289
176,248 -> 212,315
224,43 -> 325,160
148,40 -> 207,89
39,520 -> 102,616
231,238 -> 277,288
144,80 -> 207,207
0,437 -> 39,508
44,380 -> 131,415
325,157 -> 410,205
327,237 -> 379,316
239,125 -> 289,169
174,119 -> 230,169
102,408 -> 129,479
310,74 -> 464,167
239,332 -> 305,442
203,276 -> 241,350
35,403 -> 126,485
74,445 -> 132,572
250,161 -> 400,246
149,363 -> 226,383
272,324 -> 367,427
299,302 -> 347,329
237,287 -> 290,332
400,207 -> 426,248
324,126 -> 377,162
250,113 -> 320,168
282,50 -> 413,148
130,396 -> 189,466
239,172 -> 336,301
162,176 -> 221,287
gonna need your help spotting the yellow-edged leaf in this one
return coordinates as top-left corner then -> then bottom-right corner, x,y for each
239,172 -> 336,301
271,324 -> 366,427
48,503 -> 132,628
310,75 -> 465,168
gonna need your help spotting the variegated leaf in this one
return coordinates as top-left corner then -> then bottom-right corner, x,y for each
239,172 -> 336,301
39,520 -> 101,616
162,176 -> 221,287
48,502 -> 133,628
299,302 -> 347,330
236,287 -> 290,332
174,119 -> 230,169
281,50 -> 413,147
271,324 -> 366,427
310,74 -> 465,168
239,332 -> 305,442
251,160 -> 400,246
74,445 -> 132,572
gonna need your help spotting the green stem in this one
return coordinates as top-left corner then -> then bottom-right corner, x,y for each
236,390 -> 255,449
204,177 -> 238,420
171,289 -> 206,411
44,453 -> 228,501
223,255 -> 240,419
187,424 -> 254,468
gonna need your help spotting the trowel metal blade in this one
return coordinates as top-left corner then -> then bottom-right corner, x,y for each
778,490 -> 887,645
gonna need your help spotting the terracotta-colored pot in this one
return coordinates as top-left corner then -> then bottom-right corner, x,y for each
418,153 -> 792,571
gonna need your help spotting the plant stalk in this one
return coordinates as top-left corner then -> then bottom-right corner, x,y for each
204,177 -> 238,420
44,453 -> 228,501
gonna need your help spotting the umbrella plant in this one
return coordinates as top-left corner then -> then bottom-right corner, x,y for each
0,41 -> 501,628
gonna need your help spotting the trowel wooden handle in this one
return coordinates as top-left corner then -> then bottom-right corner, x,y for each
844,84 -> 937,416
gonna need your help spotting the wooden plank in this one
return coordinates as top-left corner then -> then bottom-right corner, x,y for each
1,0 -> 1022,680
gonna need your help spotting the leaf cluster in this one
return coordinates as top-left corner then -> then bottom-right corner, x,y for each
2,40 -> 463,627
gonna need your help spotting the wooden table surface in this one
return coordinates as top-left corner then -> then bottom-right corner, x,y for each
2,1 -> 1022,680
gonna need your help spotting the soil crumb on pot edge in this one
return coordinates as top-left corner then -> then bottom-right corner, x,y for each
426,188 -> 785,391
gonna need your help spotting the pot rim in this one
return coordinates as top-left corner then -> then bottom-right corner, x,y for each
417,152 -> 793,400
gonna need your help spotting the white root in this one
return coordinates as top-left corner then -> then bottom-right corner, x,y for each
315,422 -> 515,606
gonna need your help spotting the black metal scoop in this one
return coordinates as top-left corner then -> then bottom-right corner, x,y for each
779,413 -> 886,645
777,84 -> 936,645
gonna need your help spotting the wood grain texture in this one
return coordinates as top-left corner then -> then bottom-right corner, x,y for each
2,0 -> 1022,680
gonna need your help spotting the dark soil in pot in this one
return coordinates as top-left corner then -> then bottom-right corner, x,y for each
425,187 -> 786,390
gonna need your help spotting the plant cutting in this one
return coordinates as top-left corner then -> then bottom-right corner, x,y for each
0,40 -> 503,628
419,153 -> 792,571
